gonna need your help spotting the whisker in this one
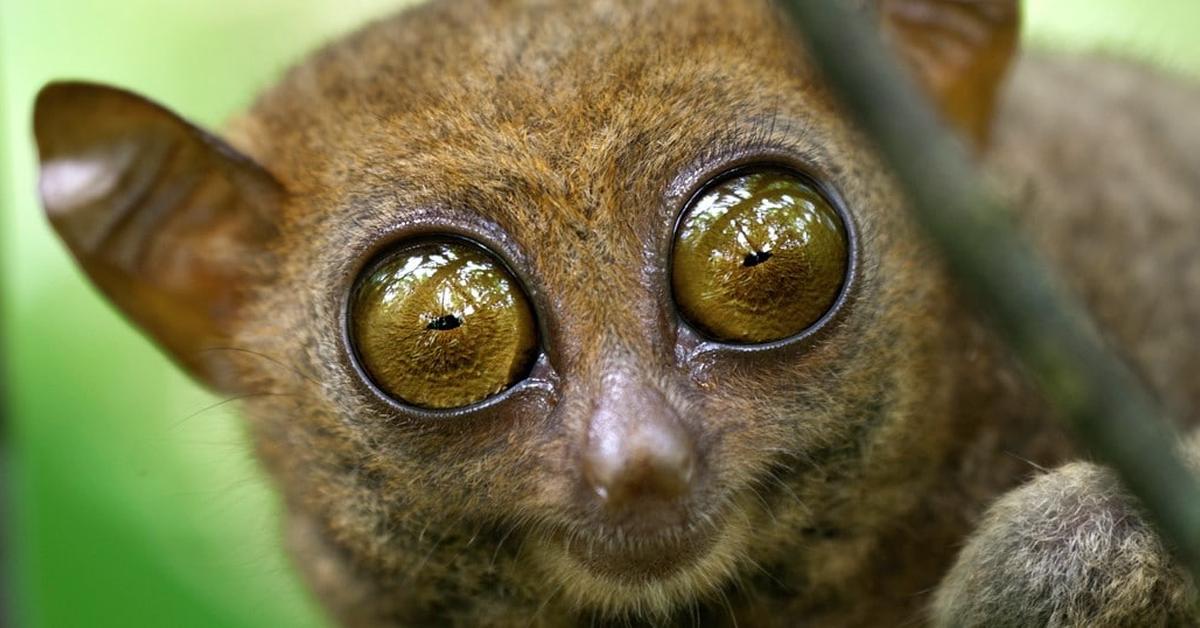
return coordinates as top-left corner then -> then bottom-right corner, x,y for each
169,391 -> 298,430
198,346 -> 321,386
490,521 -> 521,569
525,581 -> 567,628
1003,450 -> 1049,473
745,556 -> 789,592
765,471 -> 807,513
745,480 -> 779,526
406,511 -> 468,584
718,588 -> 739,628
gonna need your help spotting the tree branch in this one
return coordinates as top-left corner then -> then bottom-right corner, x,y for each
777,0 -> 1200,577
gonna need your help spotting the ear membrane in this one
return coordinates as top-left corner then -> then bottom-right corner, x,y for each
880,0 -> 1019,145
34,82 -> 283,392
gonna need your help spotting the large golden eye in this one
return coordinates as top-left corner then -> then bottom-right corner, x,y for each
672,168 -> 849,344
350,239 -> 539,409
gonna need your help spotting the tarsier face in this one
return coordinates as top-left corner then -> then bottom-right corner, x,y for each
35,0 -> 1016,620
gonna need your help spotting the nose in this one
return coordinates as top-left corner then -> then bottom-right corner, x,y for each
582,373 -> 696,517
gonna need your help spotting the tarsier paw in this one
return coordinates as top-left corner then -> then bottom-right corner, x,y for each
932,462 -> 1198,627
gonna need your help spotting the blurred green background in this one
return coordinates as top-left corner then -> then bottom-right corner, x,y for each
1,1 -> 1198,626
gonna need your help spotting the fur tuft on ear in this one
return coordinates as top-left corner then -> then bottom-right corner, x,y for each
34,82 -> 284,392
880,0 -> 1019,145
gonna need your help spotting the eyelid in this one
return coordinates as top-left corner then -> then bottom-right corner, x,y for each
666,114 -> 833,198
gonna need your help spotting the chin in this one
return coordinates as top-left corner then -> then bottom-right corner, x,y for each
530,505 -> 756,620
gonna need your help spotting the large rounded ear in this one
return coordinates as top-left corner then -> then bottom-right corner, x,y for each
879,0 -> 1019,146
34,82 -> 284,393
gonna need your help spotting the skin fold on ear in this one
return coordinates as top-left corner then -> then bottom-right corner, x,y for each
879,0 -> 1020,146
33,82 -> 284,393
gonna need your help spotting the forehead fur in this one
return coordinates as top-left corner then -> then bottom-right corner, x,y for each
235,0 -> 846,226
228,0 -> 891,380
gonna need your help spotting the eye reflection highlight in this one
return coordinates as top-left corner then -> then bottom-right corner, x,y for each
351,239 -> 538,409
672,169 -> 849,344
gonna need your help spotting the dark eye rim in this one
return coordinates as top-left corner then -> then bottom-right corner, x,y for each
341,231 -> 553,419
668,162 -> 861,354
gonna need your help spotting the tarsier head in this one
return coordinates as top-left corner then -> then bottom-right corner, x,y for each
35,0 -> 1017,622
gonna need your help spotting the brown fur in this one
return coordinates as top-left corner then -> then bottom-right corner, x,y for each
33,0 -> 1200,626
930,53 -> 1200,628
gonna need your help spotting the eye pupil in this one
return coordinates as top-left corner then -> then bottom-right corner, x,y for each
427,314 -> 463,331
742,250 -> 773,268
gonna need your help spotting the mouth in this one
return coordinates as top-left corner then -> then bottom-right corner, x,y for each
532,505 -> 754,618
566,525 -> 719,581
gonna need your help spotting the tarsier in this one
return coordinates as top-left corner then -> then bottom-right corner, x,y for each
33,0 -> 1200,625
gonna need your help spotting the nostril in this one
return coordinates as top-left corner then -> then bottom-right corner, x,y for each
588,449 -> 693,505
627,450 -> 693,503
583,404 -> 696,512
585,445 -> 694,511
